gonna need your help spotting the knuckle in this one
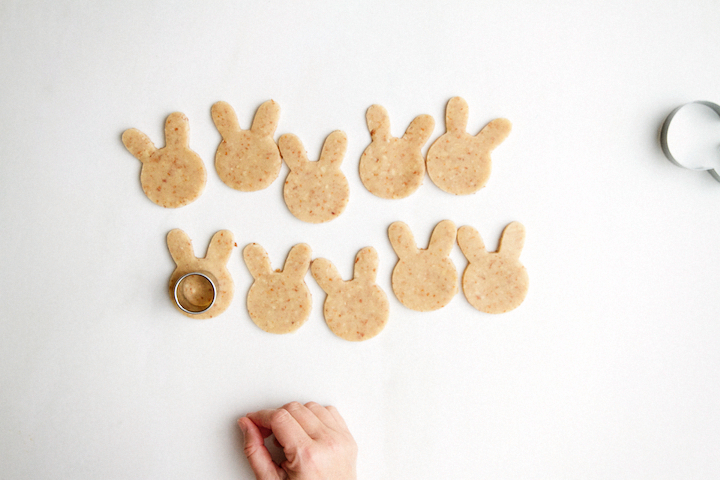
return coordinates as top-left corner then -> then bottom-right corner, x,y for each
269,408 -> 291,424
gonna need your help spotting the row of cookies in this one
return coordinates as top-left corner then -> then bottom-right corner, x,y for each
167,220 -> 528,341
122,97 -> 511,222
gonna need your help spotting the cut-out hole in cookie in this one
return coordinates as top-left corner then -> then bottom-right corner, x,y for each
167,229 -> 235,319
122,112 -> 207,208
174,272 -> 217,314
244,243 -> 312,334
427,97 -> 511,195
389,220 -> 458,312
457,222 -> 528,314
212,100 -> 282,192
280,131 -> 350,223
311,247 -> 389,341
359,105 -> 434,199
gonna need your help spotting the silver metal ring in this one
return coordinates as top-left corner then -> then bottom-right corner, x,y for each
660,100 -> 720,182
173,271 -> 217,315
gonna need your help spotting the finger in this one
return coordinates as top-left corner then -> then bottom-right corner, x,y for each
282,401 -> 326,438
247,408 -> 311,449
324,405 -> 350,432
239,417 -> 286,480
304,402 -> 339,429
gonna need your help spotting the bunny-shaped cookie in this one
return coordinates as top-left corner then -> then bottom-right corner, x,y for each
122,112 -> 207,208
457,222 -> 528,314
212,100 -> 281,192
359,105 -> 434,199
389,220 -> 458,311
426,97 -> 511,195
311,247 -> 389,341
279,131 -> 349,223
167,229 -> 235,319
244,243 -> 312,334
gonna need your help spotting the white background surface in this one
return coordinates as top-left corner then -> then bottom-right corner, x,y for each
1,1 -> 719,478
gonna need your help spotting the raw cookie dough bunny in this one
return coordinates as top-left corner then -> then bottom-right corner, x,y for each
167,229 -> 235,319
426,97 -> 512,195
457,222 -> 528,314
389,220 -> 458,311
244,243 -> 312,334
359,105 -> 434,199
311,247 -> 390,341
212,100 -> 281,192
279,131 -> 350,223
122,112 -> 207,208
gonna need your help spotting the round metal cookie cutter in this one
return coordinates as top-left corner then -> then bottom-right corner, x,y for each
660,100 -> 720,182
173,271 -> 218,315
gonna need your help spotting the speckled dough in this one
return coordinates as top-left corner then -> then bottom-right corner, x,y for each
457,222 -> 528,314
244,243 -> 312,334
389,220 -> 458,312
122,112 -> 207,208
426,97 -> 511,195
212,100 -> 281,192
167,229 -> 235,319
359,105 -> 434,199
280,131 -> 349,223
311,247 -> 389,341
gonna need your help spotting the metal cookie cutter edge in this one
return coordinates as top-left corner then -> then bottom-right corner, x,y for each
660,100 -> 720,182
173,271 -> 217,315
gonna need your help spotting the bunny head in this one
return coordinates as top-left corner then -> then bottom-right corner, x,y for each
359,104 -> 435,199
279,131 -> 350,224
311,247 -> 390,341
427,96 -> 512,195
166,229 -> 235,319
122,112 -> 207,208
212,100 -> 282,192
388,220 -> 458,311
243,243 -> 312,334
457,222 -> 528,314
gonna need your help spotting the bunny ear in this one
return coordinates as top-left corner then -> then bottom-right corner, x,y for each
366,105 -> 391,141
278,133 -> 308,171
164,112 -> 190,148
457,225 -> 486,263
243,243 -> 272,280
122,128 -> 156,163
311,258 -> 343,294
353,247 -> 379,283
402,114 -> 434,148
428,220 -> 456,257
250,99 -> 280,138
498,221 -> 525,259
283,243 -> 312,280
318,130 -> 347,169
167,229 -> 195,265
388,221 -> 418,259
475,118 -> 512,152
206,230 -> 234,265
446,97 -> 469,133
211,101 -> 241,138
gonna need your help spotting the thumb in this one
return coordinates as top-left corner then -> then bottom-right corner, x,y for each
239,418 -> 286,480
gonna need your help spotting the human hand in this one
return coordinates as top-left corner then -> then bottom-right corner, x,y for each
239,402 -> 357,480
